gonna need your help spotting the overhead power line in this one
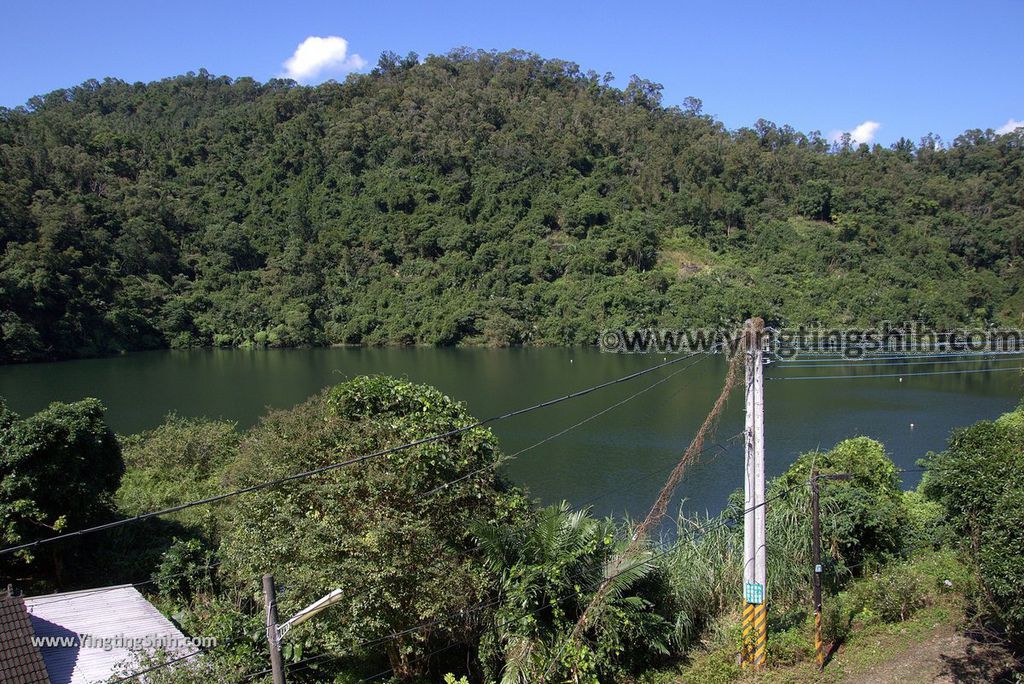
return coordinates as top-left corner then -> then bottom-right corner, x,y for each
29,362 -> 712,614
45,350 -> 724,684
431,353 -> 710,500
768,365 -> 1024,381
21,560 -> 223,607
773,356 -> 1024,370
777,349 -> 1024,363
0,352 -> 702,558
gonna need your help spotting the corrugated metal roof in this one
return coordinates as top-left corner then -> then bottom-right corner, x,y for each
25,585 -> 196,684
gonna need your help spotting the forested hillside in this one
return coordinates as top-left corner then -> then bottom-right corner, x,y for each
1,49 -> 1022,362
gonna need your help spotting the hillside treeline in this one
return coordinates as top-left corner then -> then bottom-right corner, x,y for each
1,49 -> 1022,362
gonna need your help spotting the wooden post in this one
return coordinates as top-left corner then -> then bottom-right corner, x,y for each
810,471 -> 849,670
263,574 -> 286,684
741,319 -> 767,669
811,469 -> 824,669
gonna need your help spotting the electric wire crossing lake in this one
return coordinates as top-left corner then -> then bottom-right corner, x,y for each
2,346 -> 1020,521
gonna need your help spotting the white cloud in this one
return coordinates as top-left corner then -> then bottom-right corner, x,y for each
281,36 -> 367,82
996,118 -> 1024,135
829,120 -> 881,145
849,120 -> 881,144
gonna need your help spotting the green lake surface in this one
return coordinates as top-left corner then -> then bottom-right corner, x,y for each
2,347 -> 1021,521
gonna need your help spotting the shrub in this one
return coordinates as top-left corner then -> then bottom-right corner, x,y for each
922,405 -> 1024,645
906,549 -> 978,599
821,592 -> 855,645
777,437 -> 908,571
680,650 -> 741,684
854,563 -> 929,623
0,398 -> 123,588
663,439 -> 906,659
766,624 -> 813,666
902,489 -> 949,550
220,376 -> 529,682
154,537 -> 217,600
117,415 -> 239,540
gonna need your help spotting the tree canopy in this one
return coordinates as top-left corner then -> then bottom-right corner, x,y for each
1,50 -> 1021,362
219,375 -> 528,680
0,398 -> 122,586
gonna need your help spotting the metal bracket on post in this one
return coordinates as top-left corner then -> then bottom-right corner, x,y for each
263,574 -> 287,684
263,575 -> 345,684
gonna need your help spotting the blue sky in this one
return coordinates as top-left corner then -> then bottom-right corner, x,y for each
2,0 -> 1022,145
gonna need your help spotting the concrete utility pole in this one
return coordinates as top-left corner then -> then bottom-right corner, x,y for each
741,318 -> 767,670
264,574 -> 287,684
811,470 -> 851,670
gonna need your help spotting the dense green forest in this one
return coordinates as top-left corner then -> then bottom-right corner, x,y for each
1,49 -> 1023,363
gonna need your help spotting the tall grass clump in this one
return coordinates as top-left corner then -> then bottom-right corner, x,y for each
660,437 -> 912,656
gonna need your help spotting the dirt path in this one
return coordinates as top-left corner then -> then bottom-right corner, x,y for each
842,625 -> 1019,683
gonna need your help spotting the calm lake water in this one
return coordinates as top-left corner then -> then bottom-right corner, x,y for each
2,347 -> 1021,521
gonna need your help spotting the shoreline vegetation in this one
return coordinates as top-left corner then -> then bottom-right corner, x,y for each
2,49 -> 1022,365
3,338 -> 595,367
1,375 -> 1022,682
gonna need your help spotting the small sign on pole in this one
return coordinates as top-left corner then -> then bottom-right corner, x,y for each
744,581 -> 764,605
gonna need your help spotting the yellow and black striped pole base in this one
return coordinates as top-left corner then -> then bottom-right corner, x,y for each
814,608 -> 824,669
741,602 -> 767,669
741,602 -> 754,665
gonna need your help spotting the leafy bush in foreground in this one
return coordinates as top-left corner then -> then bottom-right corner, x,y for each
219,375 -> 528,682
776,437 -> 908,572
922,405 -> 1024,646
474,503 -> 673,683
0,398 -> 123,588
